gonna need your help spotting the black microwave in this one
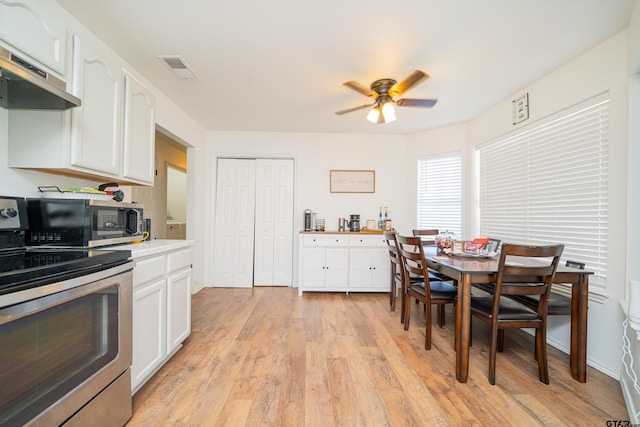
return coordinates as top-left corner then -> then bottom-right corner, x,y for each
26,198 -> 143,248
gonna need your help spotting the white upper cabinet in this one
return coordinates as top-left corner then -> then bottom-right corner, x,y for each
69,35 -> 122,176
7,32 -> 156,185
0,0 -> 67,75
122,72 -> 155,184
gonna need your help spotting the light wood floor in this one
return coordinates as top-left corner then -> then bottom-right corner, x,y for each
128,287 -> 628,426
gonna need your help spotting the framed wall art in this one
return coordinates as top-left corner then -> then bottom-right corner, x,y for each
330,169 -> 375,193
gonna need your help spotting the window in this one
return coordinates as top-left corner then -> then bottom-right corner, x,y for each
478,95 -> 609,284
417,153 -> 462,237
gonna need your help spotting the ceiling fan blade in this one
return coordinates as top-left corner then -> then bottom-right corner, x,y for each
396,98 -> 438,108
389,70 -> 429,97
343,81 -> 377,98
335,104 -> 373,115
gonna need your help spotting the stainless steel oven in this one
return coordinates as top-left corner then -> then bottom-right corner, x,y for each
0,195 -> 134,426
0,265 -> 133,427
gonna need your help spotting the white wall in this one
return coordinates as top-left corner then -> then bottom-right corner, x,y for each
204,131 -> 409,287
405,30 -> 631,379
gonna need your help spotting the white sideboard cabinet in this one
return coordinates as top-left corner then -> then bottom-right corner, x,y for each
298,232 -> 391,295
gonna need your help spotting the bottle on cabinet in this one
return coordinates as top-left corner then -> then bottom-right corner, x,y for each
378,206 -> 392,230
385,207 -> 392,230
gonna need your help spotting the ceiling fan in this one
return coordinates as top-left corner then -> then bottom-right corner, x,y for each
335,70 -> 437,124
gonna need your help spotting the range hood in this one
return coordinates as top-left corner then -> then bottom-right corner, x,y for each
0,46 -> 80,110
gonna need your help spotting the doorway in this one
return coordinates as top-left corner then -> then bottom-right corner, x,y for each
166,163 -> 187,239
130,129 -> 187,240
212,158 -> 294,288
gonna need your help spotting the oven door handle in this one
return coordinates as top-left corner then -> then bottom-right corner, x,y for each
0,262 -> 133,315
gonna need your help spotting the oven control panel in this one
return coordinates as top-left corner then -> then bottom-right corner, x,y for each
0,196 -> 27,231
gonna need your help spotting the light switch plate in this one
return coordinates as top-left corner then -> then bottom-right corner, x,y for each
512,93 -> 529,124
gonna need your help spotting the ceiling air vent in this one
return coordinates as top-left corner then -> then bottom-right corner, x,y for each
158,55 -> 197,80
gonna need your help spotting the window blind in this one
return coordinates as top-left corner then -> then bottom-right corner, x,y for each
478,97 -> 609,284
417,153 -> 462,238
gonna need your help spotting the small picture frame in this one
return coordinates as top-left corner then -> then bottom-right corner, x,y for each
452,240 -> 464,253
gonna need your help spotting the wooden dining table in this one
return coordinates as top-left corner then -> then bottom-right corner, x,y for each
423,246 -> 592,383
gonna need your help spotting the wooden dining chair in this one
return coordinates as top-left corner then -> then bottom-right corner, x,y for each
396,235 -> 457,350
383,232 -> 402,312
384,232 -> 432,323
412,229 -> 457,285
470,243 -> 564,384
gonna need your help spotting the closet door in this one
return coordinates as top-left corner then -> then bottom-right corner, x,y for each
212,159 -> 256,287
254,159 -> 294,286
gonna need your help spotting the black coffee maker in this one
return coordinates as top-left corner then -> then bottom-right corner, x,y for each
348,214 -> 360,232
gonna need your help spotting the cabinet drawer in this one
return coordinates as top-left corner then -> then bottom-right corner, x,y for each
167,248 -> 192,273
303,235 -> 349,247
349,235 -> 388,247
133,255 -> 166,287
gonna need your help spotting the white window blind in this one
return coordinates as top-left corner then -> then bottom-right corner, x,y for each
478,97 -> 609,284
417,153 -> 462,237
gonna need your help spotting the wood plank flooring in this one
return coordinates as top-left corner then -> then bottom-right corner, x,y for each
128,287 -> 628,426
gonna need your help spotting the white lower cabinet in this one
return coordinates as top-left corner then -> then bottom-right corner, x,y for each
131,245 -> 193,394
166,258 -> 192,354
298,233 -> 390,295
132,277 -> 166,390
301,246 -> 349,289
349,248 -> 390,289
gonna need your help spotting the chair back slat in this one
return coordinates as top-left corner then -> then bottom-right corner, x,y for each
412,229 -> 439,246
495,243 -> 564,303
384,232 -> 401,267
397,235 -> 428,279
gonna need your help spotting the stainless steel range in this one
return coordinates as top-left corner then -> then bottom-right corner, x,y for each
0,196 -> 134,426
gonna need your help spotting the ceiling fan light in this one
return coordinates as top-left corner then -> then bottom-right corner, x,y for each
381,102 -> 396,123
367,107 -> 380,123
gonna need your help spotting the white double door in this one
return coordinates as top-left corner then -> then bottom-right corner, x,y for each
213,158 -> 294,288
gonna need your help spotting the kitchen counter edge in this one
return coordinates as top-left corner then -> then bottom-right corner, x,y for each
111,239 -> 194,259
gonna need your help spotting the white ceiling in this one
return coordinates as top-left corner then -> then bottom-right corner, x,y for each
55,0 -> 635,135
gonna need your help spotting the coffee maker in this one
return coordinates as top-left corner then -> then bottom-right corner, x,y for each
304,209 -> 313,231
348,214 -> 360,232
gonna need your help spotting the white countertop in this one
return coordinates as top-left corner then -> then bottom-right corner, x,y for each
111,239 -> 194,259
